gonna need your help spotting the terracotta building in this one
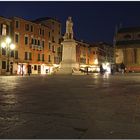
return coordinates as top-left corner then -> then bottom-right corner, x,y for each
34,17 -> 62,65
115,26 -> 140,72
10,17 -> 51,75
0,16 -> 62,75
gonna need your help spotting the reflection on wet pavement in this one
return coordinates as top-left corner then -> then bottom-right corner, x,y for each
0,74 -> 140,138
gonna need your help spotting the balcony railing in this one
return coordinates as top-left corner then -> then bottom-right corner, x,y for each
30,45 -> 43,51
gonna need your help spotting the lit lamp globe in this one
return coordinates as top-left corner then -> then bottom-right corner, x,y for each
10,44 -> 15,50
1,42 -> 6,48
6,37 -> 11,44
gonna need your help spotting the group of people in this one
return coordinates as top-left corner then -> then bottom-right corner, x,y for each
100,62 -> 126,75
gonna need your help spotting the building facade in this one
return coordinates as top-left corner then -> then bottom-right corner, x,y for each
89,42 -> 114,72
76,41 -> 114,72
115,26 -> 140,72
0,16 -> 62,75
0,16 -> 13,75
34,17 -> 62,65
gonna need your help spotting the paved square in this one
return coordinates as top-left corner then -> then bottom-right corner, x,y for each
0,73 -> 140,138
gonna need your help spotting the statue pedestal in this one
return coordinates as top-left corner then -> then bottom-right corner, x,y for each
57,39 -> 80,74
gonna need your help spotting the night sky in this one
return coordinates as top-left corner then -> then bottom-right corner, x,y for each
0,1 -> 140,44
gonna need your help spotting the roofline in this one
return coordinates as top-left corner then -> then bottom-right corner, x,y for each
76,40 -> 90,46
0,16 -> 11,22
34,17 -> 61,23
11,16 -> 50,28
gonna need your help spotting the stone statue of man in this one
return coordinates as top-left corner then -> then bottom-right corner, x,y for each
65,17 -> 73,40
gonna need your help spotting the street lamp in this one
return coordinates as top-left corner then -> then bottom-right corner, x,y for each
1,37 -> 15,74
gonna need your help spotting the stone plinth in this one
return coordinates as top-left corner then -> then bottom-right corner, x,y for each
57,39 -> 80,74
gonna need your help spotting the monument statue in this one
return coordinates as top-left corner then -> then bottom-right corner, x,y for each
64,16 -> 73,40
57,16 -> 80,74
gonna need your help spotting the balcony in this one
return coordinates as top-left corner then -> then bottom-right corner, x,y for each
30,44 -> 36,50
38,46 -> 43,51
30,44 -> 43,51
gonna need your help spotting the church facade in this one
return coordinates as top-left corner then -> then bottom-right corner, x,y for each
115,26 -> 140,72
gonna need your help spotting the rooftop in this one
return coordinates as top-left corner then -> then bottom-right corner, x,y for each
33,17 -> 61,23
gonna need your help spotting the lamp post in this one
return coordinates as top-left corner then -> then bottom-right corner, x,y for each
1,37 -> 15,74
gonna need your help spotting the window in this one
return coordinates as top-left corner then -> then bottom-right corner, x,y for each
25,52 -> 28,60
42,30 -> 44,36
38,54 -> 40,61
42,54 -> 44,61
42,41 -> 45,49
2,61 -> 6,69
2,24 -> 6,35
15,34 -> 19,43
49,43 -> 51,50
48,55 -> 51,62
52,45 -> 55,52
38,40 -> 40,46
15,20 -> 19,28
49,32 -> 50,37
31,38 -> 34,44
25,24 -> 29,31
10,50 -> 14,57
15,51 -> 18,59
29,52 -> 32,60
52,36 -> 54,42
25,36 -> 28,45
2,48 -> 6,55
34,65 -> 37,70
31,25 -> 33,32
35,39 -> 37,45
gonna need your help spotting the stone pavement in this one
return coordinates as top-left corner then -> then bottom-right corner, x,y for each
0,73 -> 140,138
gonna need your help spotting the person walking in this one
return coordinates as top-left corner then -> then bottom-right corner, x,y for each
120,62 -> 125,74
100,64 -> 104,75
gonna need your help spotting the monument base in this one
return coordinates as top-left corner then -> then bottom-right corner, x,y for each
57,60 -> 80,75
